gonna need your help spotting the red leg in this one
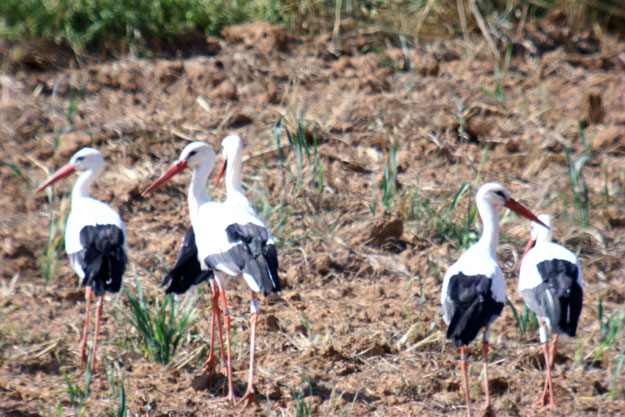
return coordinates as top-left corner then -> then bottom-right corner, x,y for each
202,283 -> 219,374
210,288 -> 235,404
79,287 -> 92,370
481,329 -> 491,412
89,296 -> 103,373
460,345 -> 472,417
237,291 -> 259,412
549,334 -> 559,368
532,324 -> 555,408
213,288 -> 227,375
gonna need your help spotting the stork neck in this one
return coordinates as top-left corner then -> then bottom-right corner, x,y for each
71,165 -> 103,203
188,162 -> 211,224
476,198 -> 500,258
225,148 -> 243,197
534,227 -> 553,246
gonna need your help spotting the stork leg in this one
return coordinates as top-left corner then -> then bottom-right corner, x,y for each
79,287 -> 92,370
236,291 -> 259,412
532,323 -> 555,408
460,345 -> 472,417
89,296 -> 103,373
203,283 -> 227,375
481,329 -> 492,413
210,288 -> 235,404
549,334 -> 559,368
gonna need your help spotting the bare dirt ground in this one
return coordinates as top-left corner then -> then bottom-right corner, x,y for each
1,18 -> 625,417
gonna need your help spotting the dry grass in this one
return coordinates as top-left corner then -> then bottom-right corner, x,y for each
0,17 -> 625,416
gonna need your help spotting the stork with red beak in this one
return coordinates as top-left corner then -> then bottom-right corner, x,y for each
518,214 -> 583,409
441,182 -> 547,417
142,139 -> 280,411
36,147 -> 128,372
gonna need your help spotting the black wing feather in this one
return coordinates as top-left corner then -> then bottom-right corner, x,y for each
446,273 -> 504,347
220,222 -> 281,294
79,225 -> 127,296
162,227 -> 213,294
535,259 -> 583,336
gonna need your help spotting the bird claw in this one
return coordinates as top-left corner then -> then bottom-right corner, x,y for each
210,392 -> 236,405
236,390 -> 256,413
201,358 -> 215,375
531,395 -> 554,409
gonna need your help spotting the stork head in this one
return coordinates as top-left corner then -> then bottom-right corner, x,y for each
141,142 -> 215,196
35,147 -> 104,193
179,141 -> 216,169
69,148 -> 104,172
476,182 -> 512,208
214,134 -> 243,187
519,214 -> 554,269
476,182 -> 548,228
530,214 -> 553,243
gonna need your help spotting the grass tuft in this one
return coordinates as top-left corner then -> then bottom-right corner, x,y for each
39,189 -> 69,284
123,270 -> 199,365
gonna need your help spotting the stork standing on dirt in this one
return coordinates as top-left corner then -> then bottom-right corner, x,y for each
441,182 -> 546,417
142,139 -> 280,411
212,134 -> 281,409
36,147 -> 128,372
518,214 -> 583,409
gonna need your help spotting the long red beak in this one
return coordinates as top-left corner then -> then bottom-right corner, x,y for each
35,164 -> 75,193
504,198 -> 548,229
518,238 -> 536,271
141,160 -> 188,197
214,158 -> 227,188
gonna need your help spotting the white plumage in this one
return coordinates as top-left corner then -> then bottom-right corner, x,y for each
142,137 -> 279,410
519,215 -> 581,293
517,214 -> 583,409
440,182 -> 546,417
36,147 -> 127,373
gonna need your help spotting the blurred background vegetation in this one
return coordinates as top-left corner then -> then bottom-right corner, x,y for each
0,0 -> 623,56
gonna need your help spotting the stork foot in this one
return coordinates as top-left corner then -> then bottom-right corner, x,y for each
202,356 -> 216,375
211,392 -> 236,405
531,394 -> 555,409
236,388 -> 256,413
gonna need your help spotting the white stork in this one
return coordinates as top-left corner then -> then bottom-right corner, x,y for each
142,140 -> 280,411
36,147 -> 128,372
441,182 -> 546,417
213,134 -> 281,409
518,214 -> 583,408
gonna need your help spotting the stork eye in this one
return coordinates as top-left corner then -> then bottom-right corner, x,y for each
188,150 -> 197,158
494,190 -> 506,199
75,156 -> 84,163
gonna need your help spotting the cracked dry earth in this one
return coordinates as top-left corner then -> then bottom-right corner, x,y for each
1,20 -> 625,416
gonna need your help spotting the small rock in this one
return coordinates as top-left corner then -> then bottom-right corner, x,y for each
261,314 -> 282,331
366,214 -> 403,247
